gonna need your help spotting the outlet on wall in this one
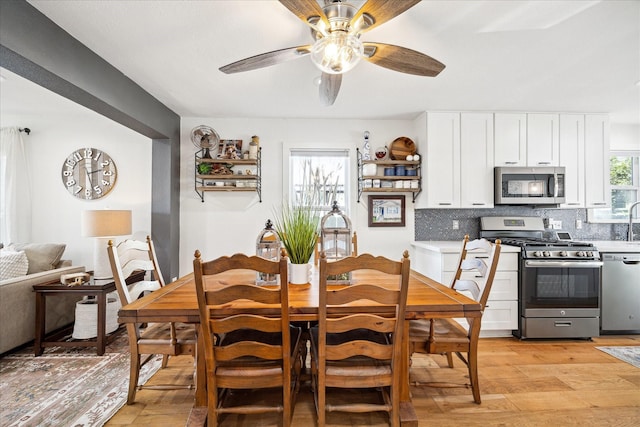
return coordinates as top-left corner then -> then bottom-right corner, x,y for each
576,219 -> 582,229
452,220 -> 459,230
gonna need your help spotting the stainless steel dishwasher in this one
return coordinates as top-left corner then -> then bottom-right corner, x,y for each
600,253 -> 640,333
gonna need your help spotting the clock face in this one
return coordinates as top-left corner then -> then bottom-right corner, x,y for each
61,148 -> 117,200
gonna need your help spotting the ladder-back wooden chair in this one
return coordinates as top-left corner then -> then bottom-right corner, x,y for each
107,238 -> 196,404
311,251 -> 410,427
409,238 -> 501,404
193,251 -> 303,427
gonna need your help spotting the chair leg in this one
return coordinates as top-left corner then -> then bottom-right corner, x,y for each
446,351 -> 454,368
468,348 -> 481,404
127,352 -> 141,404
161,354 -> 170,368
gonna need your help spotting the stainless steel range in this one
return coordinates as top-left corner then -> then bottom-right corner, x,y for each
480,216 -> 602,339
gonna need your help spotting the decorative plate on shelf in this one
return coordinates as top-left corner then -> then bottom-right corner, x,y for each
389,137 -> 416,160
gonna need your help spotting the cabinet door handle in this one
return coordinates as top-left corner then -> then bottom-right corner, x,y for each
566,202 -> 580,205
438,203 -> 452,206
472,203 -> 486,206
537,162 -> 551,165
505,161 -> 518,165
591,202 -> 607,206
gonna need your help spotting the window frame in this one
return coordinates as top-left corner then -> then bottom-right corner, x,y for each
587,150 -> 640,223
282,141 -> 354,217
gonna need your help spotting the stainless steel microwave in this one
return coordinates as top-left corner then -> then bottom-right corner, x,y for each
495,166 -> 565,205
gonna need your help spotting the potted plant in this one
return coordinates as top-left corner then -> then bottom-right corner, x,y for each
273,199 -> 320,285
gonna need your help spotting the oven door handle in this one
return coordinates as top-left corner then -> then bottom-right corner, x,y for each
524,260 -> 603,268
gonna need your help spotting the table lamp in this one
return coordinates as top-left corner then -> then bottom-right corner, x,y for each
81,210 -> 132,283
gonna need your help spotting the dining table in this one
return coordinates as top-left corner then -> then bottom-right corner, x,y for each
118,266 -> 482,427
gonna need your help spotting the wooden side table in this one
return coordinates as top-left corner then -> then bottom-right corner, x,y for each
33,271 -> 145,356
33,279 -> 117,356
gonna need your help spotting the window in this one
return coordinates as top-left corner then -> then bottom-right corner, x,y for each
284,145 -> 351,216
589,151 -> 640,223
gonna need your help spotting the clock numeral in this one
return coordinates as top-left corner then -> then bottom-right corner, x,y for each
66,179 -> 76,187
83,148 -> 93,159
66,159 -> 77,167
103,170 -> 113,176
94,186 -> 102,195
101,179 -> 111,186
93,151 -> 102,161
62,170 -> 73,177
85,188 -> 92,197
100,160 -> 111,167
73,185 -> 82,194
72,152 -> 82,162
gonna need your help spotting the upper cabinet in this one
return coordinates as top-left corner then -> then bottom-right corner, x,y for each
559,114 -> 585,207
460,113 -> 494,208
526,113 -> 559,166
494,113 -> 526,166
418,112 -> 494,209
584,114 -> 611,208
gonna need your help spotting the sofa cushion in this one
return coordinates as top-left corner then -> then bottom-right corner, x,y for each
8,243 -> 66,274
0,250 -> 29,280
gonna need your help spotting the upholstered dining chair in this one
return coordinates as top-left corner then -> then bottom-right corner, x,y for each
409,238 -> 501,404
107,239 -> 196,404
193,251 -> 303,427
311,251 -> 410,427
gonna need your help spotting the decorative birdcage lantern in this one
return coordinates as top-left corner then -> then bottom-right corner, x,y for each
256,219 -> 281,284
320,201 -> 353,283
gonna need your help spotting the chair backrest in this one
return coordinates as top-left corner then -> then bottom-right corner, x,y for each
107,237 -> 163,305
450,234 -> 470,287
193,251 -> 291,383
317,250 -> 410,370
452,239 -> 502,311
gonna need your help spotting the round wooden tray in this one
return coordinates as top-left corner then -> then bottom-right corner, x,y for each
389,137 -> 416,160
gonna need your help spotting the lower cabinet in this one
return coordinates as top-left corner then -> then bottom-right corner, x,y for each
411,242 -> 519,337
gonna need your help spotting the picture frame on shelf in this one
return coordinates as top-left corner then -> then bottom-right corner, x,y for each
218,139 -> 243,159
368,195 -> 405,227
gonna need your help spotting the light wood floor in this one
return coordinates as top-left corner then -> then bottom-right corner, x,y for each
106,335 -> 640,427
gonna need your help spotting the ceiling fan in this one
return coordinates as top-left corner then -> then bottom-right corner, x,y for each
219,0 -> 445,106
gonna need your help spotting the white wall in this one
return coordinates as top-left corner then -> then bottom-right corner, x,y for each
179,117 -> 418,276
611,123 -> 640,151
1,105 -> 152,271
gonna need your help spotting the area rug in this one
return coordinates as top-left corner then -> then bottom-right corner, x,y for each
0,331 -> 162,427
596,346 -> 640,368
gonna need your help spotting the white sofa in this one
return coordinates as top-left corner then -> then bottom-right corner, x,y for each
0,243 -> 85,354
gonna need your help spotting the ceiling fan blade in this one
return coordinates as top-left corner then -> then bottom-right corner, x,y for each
362,42 -> 445,77
319,73 -> 342,106
279,0 -> 329,29
219,45 -> 312,74
351,0 -> 421,33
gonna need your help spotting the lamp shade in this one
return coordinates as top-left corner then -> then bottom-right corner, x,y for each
81,210 -> 132,237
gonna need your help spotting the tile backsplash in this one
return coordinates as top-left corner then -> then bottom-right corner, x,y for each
415,207 -> 638,241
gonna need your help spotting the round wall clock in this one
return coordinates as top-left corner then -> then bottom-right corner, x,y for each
61,148 -> 117,200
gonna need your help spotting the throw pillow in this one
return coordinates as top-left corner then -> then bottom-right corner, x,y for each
0,250 -> 29,280
7,242 -> 66,274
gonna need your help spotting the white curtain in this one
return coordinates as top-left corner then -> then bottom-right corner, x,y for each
0,127 -> 32,244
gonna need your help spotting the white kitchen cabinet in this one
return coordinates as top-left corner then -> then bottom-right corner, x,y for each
411,241 -> 520,337
420,112 -> 493,209
584,114 -> 610,208
526,113 -> 559,166
494,113 -> 527,166
423,112 -> 460,208
559,114 -> 585,207
460,113 -> 494,208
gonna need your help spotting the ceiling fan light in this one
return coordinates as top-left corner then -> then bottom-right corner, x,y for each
310,32 -> 363,74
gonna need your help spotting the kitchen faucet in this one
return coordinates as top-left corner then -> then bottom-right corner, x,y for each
628,201 -> 640,241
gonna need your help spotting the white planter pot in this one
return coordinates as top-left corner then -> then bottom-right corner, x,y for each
289,262 -> 311,285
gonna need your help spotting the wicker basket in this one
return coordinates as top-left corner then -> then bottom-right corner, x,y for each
71,296 -> 121,340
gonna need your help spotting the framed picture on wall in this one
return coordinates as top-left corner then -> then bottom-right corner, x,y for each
368,195 -> 405,227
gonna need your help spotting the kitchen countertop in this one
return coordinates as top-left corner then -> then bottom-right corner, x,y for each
583,240 -> 640,253
411,241 -> 521,254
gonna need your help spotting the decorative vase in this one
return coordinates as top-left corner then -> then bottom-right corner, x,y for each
289,262 -> 311,285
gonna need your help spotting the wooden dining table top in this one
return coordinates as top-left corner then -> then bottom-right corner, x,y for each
118,268 -> 482,324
